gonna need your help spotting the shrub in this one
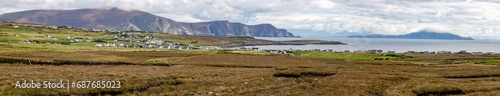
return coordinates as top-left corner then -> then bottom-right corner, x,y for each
93,39 -> 106,42
60,42 -> 71,45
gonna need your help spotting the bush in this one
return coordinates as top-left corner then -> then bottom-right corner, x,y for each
60,42 -> 71,45
412,86 -> 465,96
93,39 -> 106,42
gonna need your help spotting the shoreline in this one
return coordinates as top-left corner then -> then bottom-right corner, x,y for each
221,40 -> 348,48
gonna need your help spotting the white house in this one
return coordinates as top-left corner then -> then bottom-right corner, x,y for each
95,43 -> 103,47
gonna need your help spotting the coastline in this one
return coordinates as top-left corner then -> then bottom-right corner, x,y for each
221,40 -> 348,48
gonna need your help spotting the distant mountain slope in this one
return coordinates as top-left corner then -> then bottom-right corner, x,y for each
348,31 -> 473,40
0,7 -> 295,37
180,21 -> 293,37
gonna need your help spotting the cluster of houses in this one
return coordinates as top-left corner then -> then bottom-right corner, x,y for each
92,32 -> 222,50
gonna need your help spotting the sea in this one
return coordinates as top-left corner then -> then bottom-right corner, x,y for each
245,37 -> 500,53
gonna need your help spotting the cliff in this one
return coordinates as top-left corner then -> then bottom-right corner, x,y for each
0,7 -> 295,37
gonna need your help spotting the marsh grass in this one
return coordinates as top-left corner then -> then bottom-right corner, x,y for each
2,53 -> 500,95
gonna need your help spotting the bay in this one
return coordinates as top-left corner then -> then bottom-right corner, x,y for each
246,37 -> 500,53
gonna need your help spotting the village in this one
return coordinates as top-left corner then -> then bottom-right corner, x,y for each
5,23 -> 223,50
91,32 -> 224,50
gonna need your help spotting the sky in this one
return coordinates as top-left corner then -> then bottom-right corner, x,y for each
0,0 -> 499,38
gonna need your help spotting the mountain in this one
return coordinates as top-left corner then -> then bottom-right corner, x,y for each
0,7 -> 295,37
180,21 -> 293,37
348,30 -> 473,40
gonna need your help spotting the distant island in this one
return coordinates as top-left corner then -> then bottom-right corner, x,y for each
348,31 -> 473,40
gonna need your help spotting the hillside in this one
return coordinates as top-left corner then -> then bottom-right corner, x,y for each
348,31 -> 473,40
0,21 -> 343,48
0,7 -> 295,37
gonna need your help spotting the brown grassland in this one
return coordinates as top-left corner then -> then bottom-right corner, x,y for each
1,22 -> 500,95
1,48 -> 500,95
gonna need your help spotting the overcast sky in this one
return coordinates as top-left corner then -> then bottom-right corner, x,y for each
0,0 -> 499,38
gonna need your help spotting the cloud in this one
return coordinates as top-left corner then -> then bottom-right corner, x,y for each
310,0 -> 337,9
0,0 -> 500,38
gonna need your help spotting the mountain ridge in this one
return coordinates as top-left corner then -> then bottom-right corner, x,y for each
0,7 -> 295,37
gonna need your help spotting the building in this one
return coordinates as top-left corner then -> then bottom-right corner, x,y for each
19,40 -> 33,44
456,50 -> 468,54
251,47 -> 259,50
485,52 -> 495,55
422,51 -> 430,54
387,51 -> 396,53
471,52 -> 483,55
406,51 -> 416,54
368,50 -> 383,53
437,51 -> 452,54
95,43 -> 104,47
71,39 -> 83,42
